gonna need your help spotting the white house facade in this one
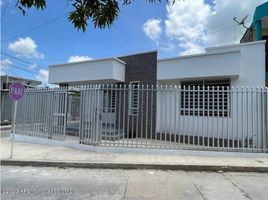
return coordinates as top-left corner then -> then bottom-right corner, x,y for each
157,40 -> 265,86
156,41 -> 266,147
10,40 -> 265,151
49,41 -> 266,87
46,41 -> 267,150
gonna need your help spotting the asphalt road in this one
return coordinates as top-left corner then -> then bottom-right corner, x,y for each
1,166 -> 268,200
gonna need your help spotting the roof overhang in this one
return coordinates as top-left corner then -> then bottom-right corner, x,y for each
49,58 -> 126,85
157,41 -> 265,81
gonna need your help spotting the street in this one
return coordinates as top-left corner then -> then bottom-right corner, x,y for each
1,166 -> 268,200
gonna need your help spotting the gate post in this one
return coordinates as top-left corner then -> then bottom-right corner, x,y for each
95,85 -> 101,145
63,89 -> 68,140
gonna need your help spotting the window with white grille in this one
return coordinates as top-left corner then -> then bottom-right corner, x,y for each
129,81 -> 140,115
181,80 -> 230,117
103,90 -> 116,113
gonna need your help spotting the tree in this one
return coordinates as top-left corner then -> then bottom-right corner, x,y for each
16,0 -> 176,32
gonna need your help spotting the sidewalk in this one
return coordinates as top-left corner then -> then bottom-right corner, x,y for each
1,134 -> 268,172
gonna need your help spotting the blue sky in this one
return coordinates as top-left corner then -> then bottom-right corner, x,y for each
0,0 -> 265,85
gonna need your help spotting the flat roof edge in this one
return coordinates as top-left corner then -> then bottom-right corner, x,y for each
1,75 -> 42,84
157,49 -> 240,62
48,78 -> 124,85
49,57 -> 126,68
158,41 -> 266,62
206,40 -> 266,51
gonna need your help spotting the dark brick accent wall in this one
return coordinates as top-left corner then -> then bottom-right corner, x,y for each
116,52 -> 157,138
118,51 -> 157,85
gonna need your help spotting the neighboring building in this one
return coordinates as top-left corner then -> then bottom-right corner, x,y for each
1,75 -> 41,90
240,1 -> 268,85
1,75 -> 41,124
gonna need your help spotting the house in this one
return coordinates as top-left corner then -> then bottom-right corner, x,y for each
11,2 -> 267,151
157,41 -> 266,141
49,52 -> 157,139
49,41 -> 265,87
1,75 -> 41,124
48,40 -> 266,148
240,1 -> 268,85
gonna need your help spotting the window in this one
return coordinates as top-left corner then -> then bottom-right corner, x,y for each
103,90 -> 116,113
129,81 -> 140,115
181,80 -> 230,117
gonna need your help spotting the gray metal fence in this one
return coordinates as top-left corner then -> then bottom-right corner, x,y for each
66,95 -> 80,136
15,88 -> 68,140
14,85 -> 268,152
1,90 -> 14,124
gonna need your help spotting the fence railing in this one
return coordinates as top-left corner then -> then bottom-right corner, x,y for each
14,85 -> 268,152
15,88 -> 67,140
66,95 -> 80,136
1,90 -> 14,124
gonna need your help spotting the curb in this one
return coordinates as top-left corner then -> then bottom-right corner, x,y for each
1,159 -> 268,172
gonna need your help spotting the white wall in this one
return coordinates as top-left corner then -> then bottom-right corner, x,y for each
49,58 -> 125,84
156,41 -> 267,148
156,88 -> 267,148
158,41 -> 266,86
158,51 -> 240,81
231,41 -> 266,86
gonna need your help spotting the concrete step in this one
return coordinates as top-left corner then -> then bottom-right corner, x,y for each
102,129 -> 124,141
0,125 -> 12,131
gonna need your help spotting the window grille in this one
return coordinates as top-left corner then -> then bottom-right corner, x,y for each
181,80 -> 230,117
103,90 -> 116,113
129,81 -> 140,115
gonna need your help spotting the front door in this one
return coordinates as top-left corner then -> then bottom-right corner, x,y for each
102,90 -> 116,135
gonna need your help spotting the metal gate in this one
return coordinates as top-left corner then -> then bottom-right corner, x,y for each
51,90 -> 68,140
79,86 -> 102,145
15,88 -> 68,140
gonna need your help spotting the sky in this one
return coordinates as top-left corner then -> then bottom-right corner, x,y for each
0,0 -> 266,85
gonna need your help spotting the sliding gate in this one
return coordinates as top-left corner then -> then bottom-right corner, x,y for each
15,88 -> 68,140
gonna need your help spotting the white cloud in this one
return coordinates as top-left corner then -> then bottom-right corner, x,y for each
8,37 -> 44,59
165,0 -> 213,55
36,69 -> 48,83
68,56 -> 93,63
144,0 -> 265,56
143,18 -> 162,42
0,59 -> 12,75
